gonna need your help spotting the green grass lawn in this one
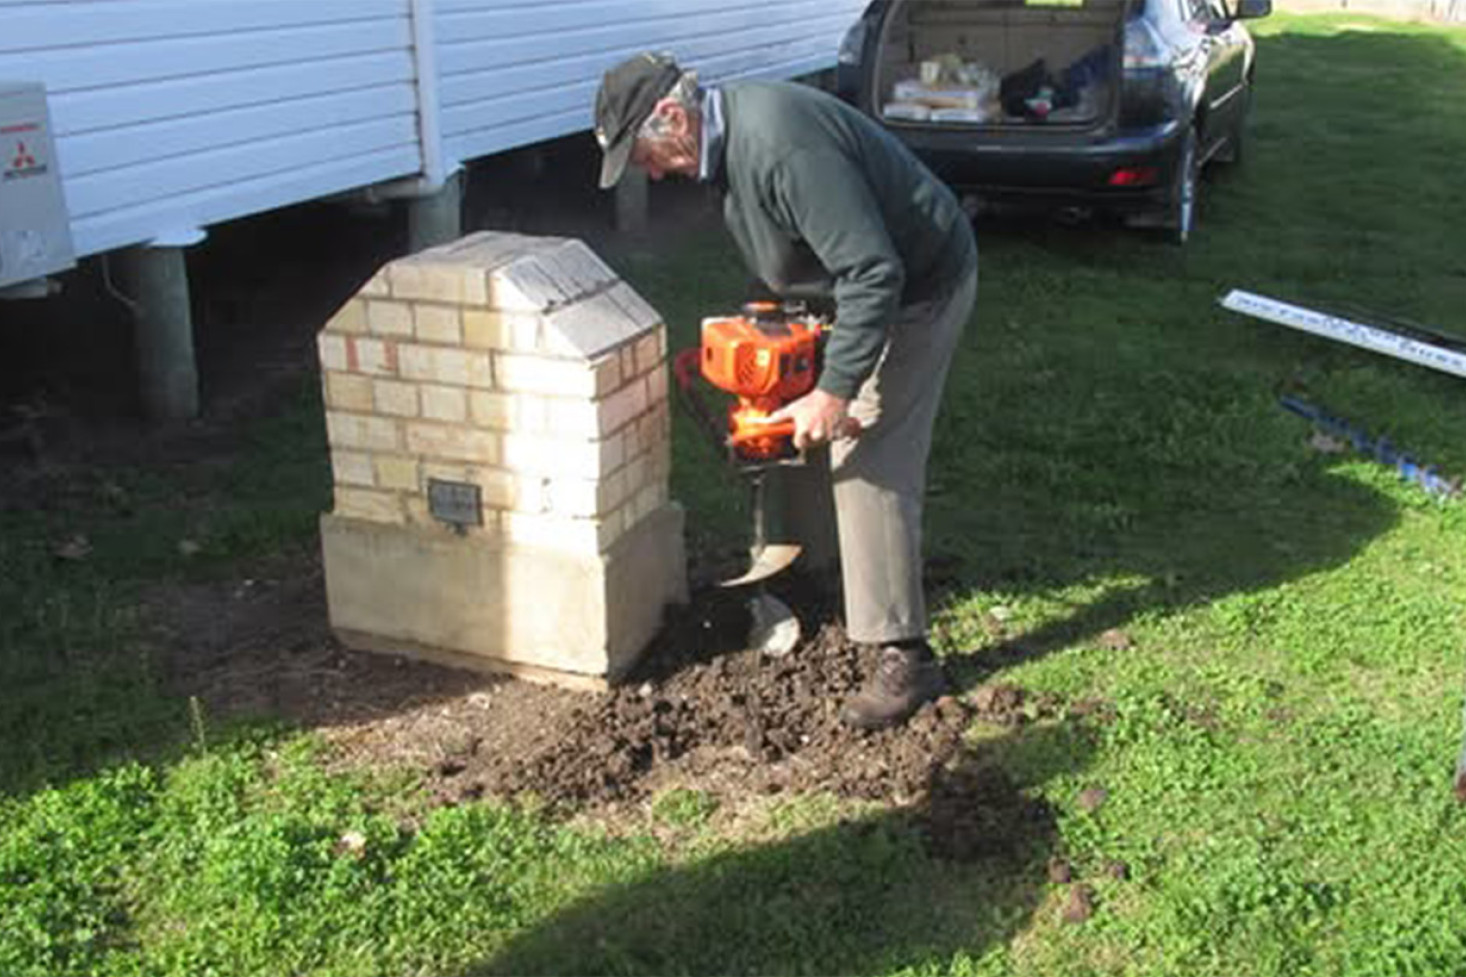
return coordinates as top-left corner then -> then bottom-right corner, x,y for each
5,12 -> 1466,976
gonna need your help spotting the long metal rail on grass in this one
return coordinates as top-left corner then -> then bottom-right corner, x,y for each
1221,290 -> 1466,379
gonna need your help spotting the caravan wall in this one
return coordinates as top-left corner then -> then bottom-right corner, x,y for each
0,0 -> 867,259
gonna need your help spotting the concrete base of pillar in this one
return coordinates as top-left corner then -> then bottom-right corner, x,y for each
407,172 -> 464,253
321,502 -> 688,687
116,245 -> 199,421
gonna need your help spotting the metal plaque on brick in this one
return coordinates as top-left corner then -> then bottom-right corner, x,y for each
427,478 -> 482,531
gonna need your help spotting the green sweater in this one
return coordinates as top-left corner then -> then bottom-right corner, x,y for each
714,81 -> 977,399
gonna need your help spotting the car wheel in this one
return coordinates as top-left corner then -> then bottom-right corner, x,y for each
1167,126 -> 1200,246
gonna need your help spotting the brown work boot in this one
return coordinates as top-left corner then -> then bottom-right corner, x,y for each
840,641 -> 946,730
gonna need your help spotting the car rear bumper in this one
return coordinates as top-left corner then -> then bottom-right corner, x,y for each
892,118 -> 1188,208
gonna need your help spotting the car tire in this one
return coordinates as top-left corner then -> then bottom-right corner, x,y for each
1167,125 -> 1200,246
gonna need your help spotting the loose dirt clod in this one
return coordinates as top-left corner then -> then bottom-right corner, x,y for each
1062,884 -> 1096,924
968,683 -> 1060,726
1077,786 -> 1109,813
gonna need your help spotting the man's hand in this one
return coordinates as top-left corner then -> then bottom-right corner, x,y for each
767,388 -> 859,451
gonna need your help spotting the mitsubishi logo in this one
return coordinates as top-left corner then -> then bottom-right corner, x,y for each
5,139 -> 45,180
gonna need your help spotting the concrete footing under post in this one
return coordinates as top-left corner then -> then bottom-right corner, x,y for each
116,245 -> 199,421
407,171 -> 464,253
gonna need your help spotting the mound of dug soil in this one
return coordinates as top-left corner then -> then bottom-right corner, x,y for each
458,623 -> 974,812
422,595 -> 1063,863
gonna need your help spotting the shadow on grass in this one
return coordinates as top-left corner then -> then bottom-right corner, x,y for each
467,719 -> 1094,977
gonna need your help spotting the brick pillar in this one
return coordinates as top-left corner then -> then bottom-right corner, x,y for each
317,232 -> 687,688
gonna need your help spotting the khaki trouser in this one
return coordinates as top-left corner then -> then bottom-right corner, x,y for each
778,266 -> 977,644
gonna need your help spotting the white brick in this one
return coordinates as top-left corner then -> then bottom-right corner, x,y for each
421,384 -> 468,423
515,474 -> 552,514
623,454 -> 652,499
623,416 -> 646,458
547,398 -> 601,439
599,377 -> 649,436
318,334 -> 348,372
373,379 -> 419,417
331,450 -> 375,486
325,299 -> 368,334
508,315 -> 542,352
634,333 -> 661,377
501,434 -> 615,479
511,394 -> 552,434
373,454 -> 420,492
495,354 -> 598,397
390,260 -> 488,306
628,483 -> 665,526
594,353 -> 621,397
598,468 -> 631,514
399,344 -> 493,389
324,372 -> 373,413
335,486 -> 403,524
602,431 -> 626,474
598,506 -> 629,552
469,390 -> 513,429
360,271 -> 390,297
349,337 -> 398,377
647,362 -> 668,405
542,477 -> 600,518
414,304 -> 462,345
463,309 -> 508,350
367,300 -> 414,337
327,412 -> 401,452
406,422 -> 499,464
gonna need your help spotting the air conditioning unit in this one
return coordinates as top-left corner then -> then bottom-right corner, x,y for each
0,82 -> 75,289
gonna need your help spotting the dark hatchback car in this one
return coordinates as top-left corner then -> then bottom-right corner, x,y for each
835,0 -> 1271,243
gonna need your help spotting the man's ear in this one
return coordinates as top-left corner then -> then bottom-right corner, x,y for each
657,98 -> 690,137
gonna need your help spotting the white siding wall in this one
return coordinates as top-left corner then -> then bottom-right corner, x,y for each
0,0 -> 423,258
436,0 -> 870,164
0,0 -> 867,261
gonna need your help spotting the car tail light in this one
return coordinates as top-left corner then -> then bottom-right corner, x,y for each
1108,166 -> 1160,187
1123,18 -> 1168,70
